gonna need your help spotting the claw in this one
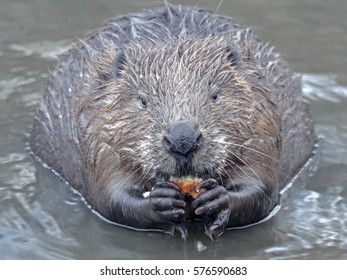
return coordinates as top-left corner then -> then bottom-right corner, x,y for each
205,227 -> 224,241
175,224 -> 188,240
204,222 -> 225,241
195,206 -> 205,215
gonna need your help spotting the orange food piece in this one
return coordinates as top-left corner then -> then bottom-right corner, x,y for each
170,177 -> 205,199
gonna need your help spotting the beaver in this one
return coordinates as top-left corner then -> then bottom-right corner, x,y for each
30,4 -> 315,240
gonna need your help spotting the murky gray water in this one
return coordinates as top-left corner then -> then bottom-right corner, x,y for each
1,0 -> 347,259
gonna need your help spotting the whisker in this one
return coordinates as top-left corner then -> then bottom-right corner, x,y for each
217,164 -> 234,186
215,0 -> 224,13
231,142 -> 279,163
224,157 -> 254,182
210,138 -> 279,163
224,149 -> 262,183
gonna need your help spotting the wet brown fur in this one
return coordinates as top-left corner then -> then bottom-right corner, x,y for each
30,4 -> 314,237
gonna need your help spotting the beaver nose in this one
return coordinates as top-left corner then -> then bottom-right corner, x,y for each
163,120 -> 203,156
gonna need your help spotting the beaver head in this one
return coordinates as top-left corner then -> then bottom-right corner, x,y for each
79,36 -> 281,192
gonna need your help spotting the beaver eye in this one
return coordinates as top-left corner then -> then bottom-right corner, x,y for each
139,96 -> 148,108
211,92 -> 220,102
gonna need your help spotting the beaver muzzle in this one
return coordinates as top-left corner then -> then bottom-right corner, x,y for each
163,120 -> 203,156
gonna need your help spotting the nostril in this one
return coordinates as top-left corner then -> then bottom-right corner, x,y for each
163,135 -> 175,152
163,132 -> 203,156
194,132 -> 203,148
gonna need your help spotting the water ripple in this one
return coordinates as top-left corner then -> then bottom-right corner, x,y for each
303,74 -> 347,102
9,40 -> 70,60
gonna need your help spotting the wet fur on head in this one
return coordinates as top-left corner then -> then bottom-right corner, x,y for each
78,34 -> 281,196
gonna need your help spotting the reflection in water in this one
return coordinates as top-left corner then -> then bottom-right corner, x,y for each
1,0 -> 347,260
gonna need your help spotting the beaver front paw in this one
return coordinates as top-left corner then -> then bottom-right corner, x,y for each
149,180 -> 186,223
191,179 -> 231,240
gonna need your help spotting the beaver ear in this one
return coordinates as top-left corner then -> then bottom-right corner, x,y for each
95,51 -> 126,82
225,46 -> 240,68
112,50 -> 126,77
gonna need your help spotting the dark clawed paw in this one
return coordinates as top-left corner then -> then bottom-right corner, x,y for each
149,180 -> 186,223
191,180 -> 229,216
189,178 -> 231,240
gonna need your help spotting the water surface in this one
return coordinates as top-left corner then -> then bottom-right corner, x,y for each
1,0 -> 347,259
